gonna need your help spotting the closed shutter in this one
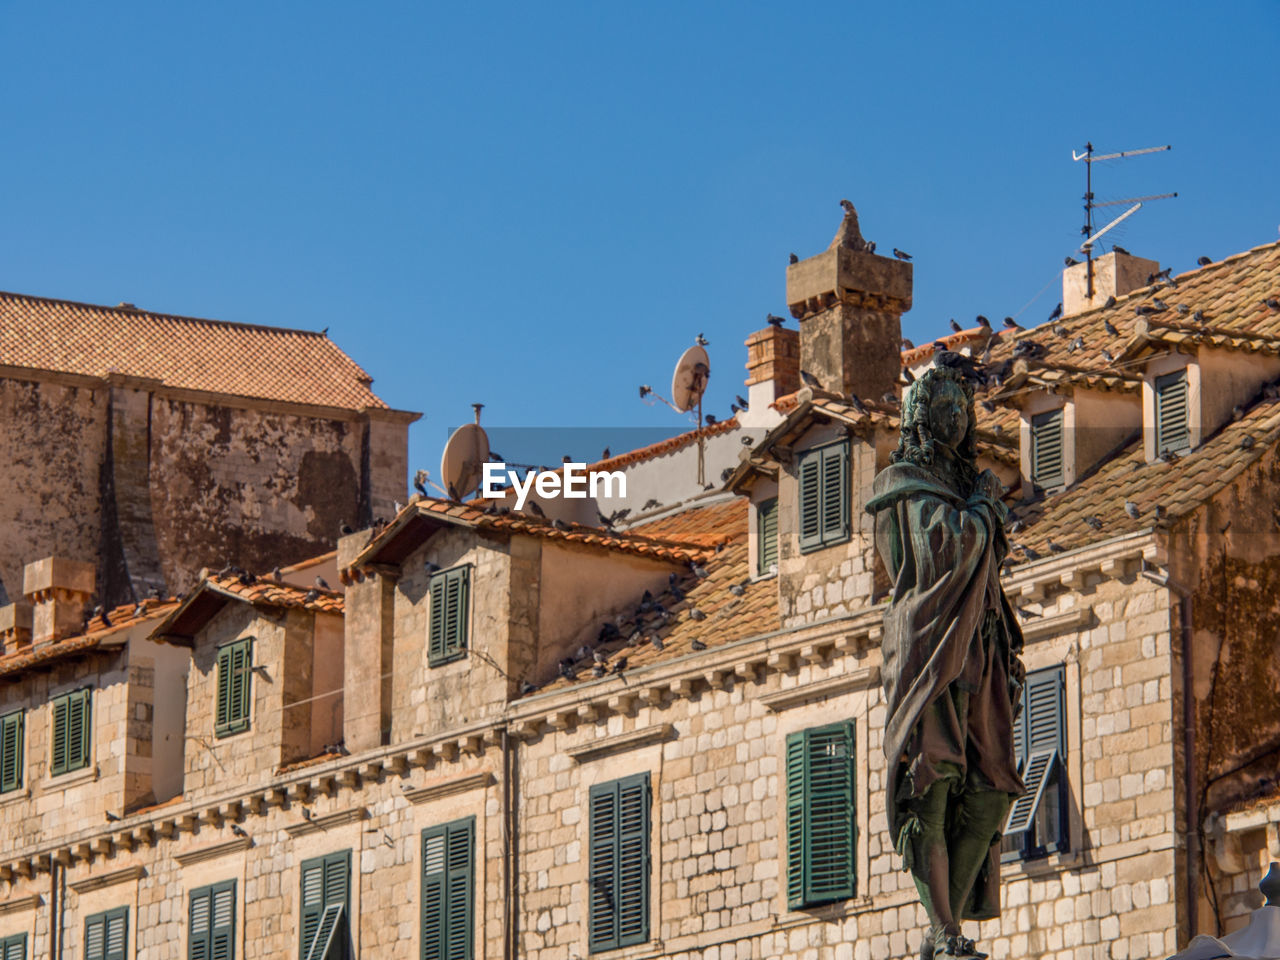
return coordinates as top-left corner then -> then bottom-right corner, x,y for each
797,453 -> 822,551
300,852 -> 350,960
1006,667 -> 1064,837
0,710 -> 22,793
1,934 -> 26,960
191,882 -> 236,960
1031,408 -> 1065,488
87,908 -> 127,960
819,443 -> 849,544
757,498 -> 778,575
421,817 -> 474,960
786,722 -> 855,908
216,640 -> 252,736
429,568 -> 470,665
52,690 -> 90,775
588,773 -> 650,952
1155,370 -> 1190,453
51,695 -> 68,775
215,644 -> 232,733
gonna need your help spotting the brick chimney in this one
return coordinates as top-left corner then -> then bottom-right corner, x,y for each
23,557 -> 95,644
742,325 -> 799,412
1063,251 -> 1161,317
786,203 -> 912,402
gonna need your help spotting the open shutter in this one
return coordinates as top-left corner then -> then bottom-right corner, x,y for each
215,645 -> 232,732
615,775 -> 650,946
429,574 -> 447,663
51,695 -> 68,776
1155,369 -> 1190,453
757,498 -> 778,575
445,819 -> 474,960
785,732 -> 807,908
306,905 -> 343,960
1005,668 -> 1064,837
805,722 -> 856,903
819,443 -> 849,545
1031,409 -> 1065,488
0,711 -> 22,792
797,453 -> 822,551
588,782 -> 619,952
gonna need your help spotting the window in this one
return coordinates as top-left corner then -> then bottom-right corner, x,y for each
428,567 -> 470,666
300,851 -> 350,960
0,710 -> 23,793
51,688 -> 91,776
422,817 -> 474,960
798,440 -> 850,553
1030,408 -> 1065,489
215,639 -> 252,737
85,907 -> 127,960
588,773 -> 650,953
757,498 -> 778,576
1154,369 -> 1190,454
1002,665 -> 1067,861
190,881 -> 235,960
785,721 -> 856,909
0,933 -> 26,960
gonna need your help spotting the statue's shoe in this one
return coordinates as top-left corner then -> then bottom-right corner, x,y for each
936,934 -> 987,959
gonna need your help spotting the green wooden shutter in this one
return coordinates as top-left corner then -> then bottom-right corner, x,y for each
87,908 -> 127,960
1155,369 -> 1190,453
0,710 -> 23,793
51,695 -> 69,776
67,689 -> 90,772
1031,408 -> 1065,488
1,934 -> 27,960
819,442 -> 850,545
1006,667 -> 1064,837
191,884 -> 212,960
216,640 -> 252,736
787,721 -> 855,908
588,774 -> 650,952
301,851 -> 350,960
215,644 -> 232,732
429,573 -> 447,663
757,498 -> 778,576
797,452 -> 822,552
192,882 -> 235,960
429,568 -> 469,665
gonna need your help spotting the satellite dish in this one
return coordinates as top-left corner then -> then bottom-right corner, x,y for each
671,345 -> 710,413
440,407 -> 490,501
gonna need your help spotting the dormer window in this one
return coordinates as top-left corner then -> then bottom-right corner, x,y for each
1030,409 -> 1065,490
798,440 -> 850,553
757,498 -> 778,576
1154,369 -> 1190,454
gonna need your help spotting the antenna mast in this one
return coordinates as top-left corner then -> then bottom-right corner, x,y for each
1073,142 -> 1176,299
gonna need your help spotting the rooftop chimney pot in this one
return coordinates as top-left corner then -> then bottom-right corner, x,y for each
23,557 -> 95,644
1063,251 -> 1161,318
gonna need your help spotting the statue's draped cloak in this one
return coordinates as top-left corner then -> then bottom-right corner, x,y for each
866,461 -> 1025,921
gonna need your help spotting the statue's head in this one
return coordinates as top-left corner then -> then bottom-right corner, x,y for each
892,363 -> 978,470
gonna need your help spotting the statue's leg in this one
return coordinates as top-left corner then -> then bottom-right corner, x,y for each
947,786 -> 1013,925
903,779 -> 962,957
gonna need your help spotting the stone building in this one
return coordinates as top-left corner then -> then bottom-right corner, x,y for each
0,220 -> 1277,960
0,291 -> 418,607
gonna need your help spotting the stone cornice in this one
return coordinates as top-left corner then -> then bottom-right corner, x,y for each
173,837 -> 253,867
0,894 -> 40,916
1019,606 -> 1093,643
284,806 -> 368,838
403,772 -> 493,805
68,864 -> 145,894
758,667 -> 880,712
566,724 -> 676,762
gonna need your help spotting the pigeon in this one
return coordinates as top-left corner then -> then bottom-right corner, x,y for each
901,337 -> 915,350
1240,435 -> 1256,451
1047,539 -> 1066,554
688,608 -> 706,622
1064,257 -> 1080,267
1197,256 -> 1212,267
315,576 -> 332,591
705,414 -> 717,426
695,333 -> 709,346
1160,449 -> 1180,464
1152,298 -> 1169,312
639,384 -> 652,399
1069,337 -> 1085,353
304,588 -> 319,603
301,807 -> 313,821
528,501 -> 546,518
612,657 -> 628,675
736,394 -> 749,409
1084,515 -> 1104,531
1135,304 -> 1154,316
559,658 -> 575,679
1052,322 -> 1068,338
552,518 -> 569,531
339,521 -> 354,536
1125,501 -> 1141,520
893,248 -> 912,261
1003,316 -> 1021,329
1100,348 -> 1114,363
1264,299 -> 1280,311
866,241 -> 876,254
1017,607 -> 1043,621
1104,320 -> 1119,336
1193,310 -> 1207,323
847,394 -> 868,415
690,562 -> 709,579
800,369 -> 823,389
94,605 -> 111,628
231,824 -> 249,839
789,253 -> 799,264
949,318 -> 962,333
413,475 -> 429,497
1048,302 -> 1063,322
1112,245 -> 1130,256
729,581 -> 747,597
691,638 -> 707,651
650,635 -> 664,652
519,680 -> 536,695
1021,545 -> 1042,562
642,498 -> 660,510
1155,504 -> 1168,521
1103,296 -> 1117,309
105,811 -> 121,822
766,314 -> 786,327
1176,304 -> 1190,315
423,560 -> 440,574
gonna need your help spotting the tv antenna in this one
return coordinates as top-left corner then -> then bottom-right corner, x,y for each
439,403 -> 491,502
1072,142 -> 1177,298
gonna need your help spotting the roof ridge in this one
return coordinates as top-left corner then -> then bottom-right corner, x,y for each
0,289 -> 334,341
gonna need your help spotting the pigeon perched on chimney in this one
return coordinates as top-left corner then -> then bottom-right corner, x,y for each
1197,256 -> 1212,266
1103,295 -> 1117,309
1064,256 -> 1080,267
892,248 -> 912,261
789,253 -> 799,264
766,314 -> 786,327
800,369 -> 823,389
1113,245 -> 1130,256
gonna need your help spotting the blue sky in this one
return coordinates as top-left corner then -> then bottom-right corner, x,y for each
3,2 -> 1277,473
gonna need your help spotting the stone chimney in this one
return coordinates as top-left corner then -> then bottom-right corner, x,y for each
1063,251 -> 1161,317
23,557 -> 95,644
0,602 -> 32,653
786,203 -> 912,402
742,325 -> 799,413
337,532 -> 394,753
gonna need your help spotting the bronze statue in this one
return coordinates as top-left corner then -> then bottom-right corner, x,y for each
865,360 -> 1026,960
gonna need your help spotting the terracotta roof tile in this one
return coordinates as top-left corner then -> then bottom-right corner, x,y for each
0,597 -> 179,680
203,575 -> 345,614
0,290 -> 387,409
628,498 -> 745,547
